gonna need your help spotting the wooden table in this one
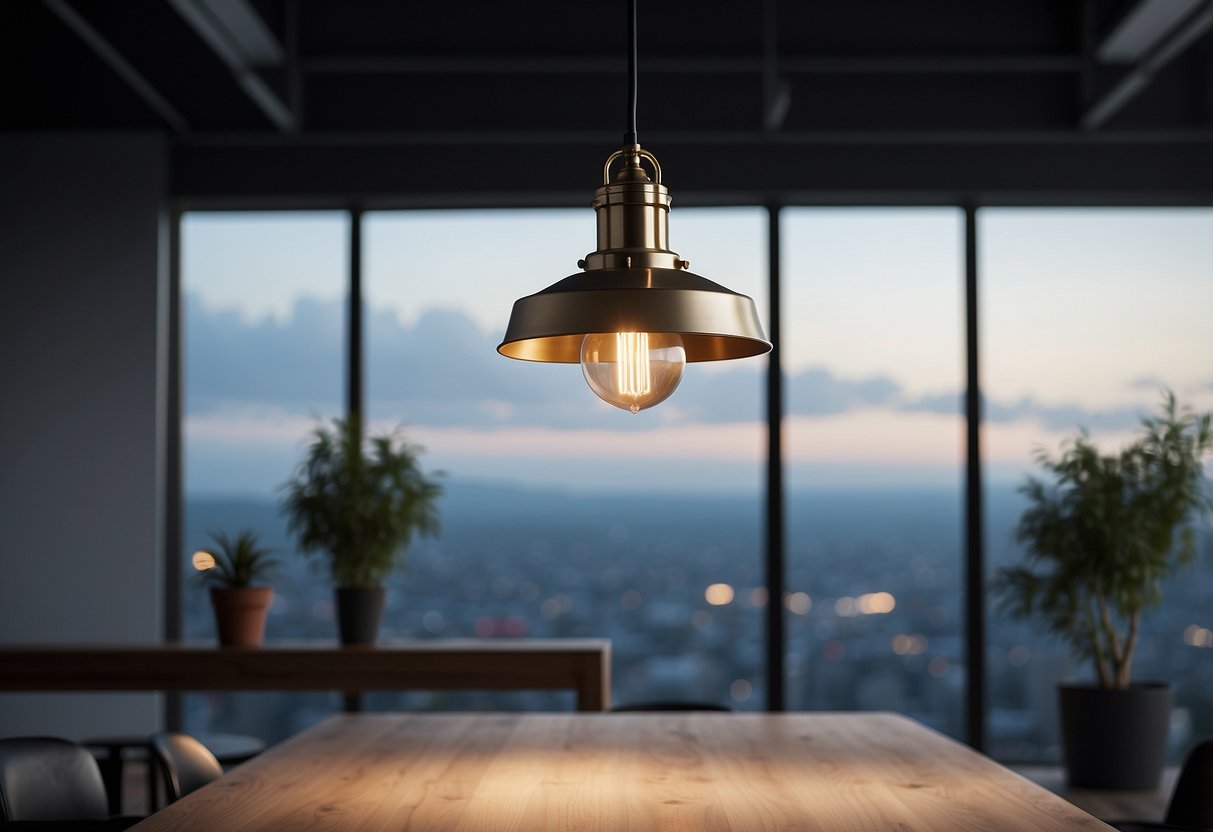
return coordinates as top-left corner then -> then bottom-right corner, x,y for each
0,640 -> 611,712
130,712 -> 1112,831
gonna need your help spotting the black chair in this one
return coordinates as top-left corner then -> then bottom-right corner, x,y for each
611,701 -> 733,712
0,736 -> 142,829
86,730 -> 263,813
149,733 -> 223,804
82,737 -> 156,816
1113,739 -> 1213,832
193,732 -> 266,769
1166,740 -> 1213,829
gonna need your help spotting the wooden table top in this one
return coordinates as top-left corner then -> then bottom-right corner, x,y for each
130,712 -> 1111,832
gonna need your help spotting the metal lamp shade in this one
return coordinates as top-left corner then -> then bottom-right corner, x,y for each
498,267 -> 769,363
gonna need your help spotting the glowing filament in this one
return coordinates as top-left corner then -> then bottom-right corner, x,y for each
615,332 -> 652,403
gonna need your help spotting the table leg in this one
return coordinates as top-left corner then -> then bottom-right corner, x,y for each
576,649 -> 611,712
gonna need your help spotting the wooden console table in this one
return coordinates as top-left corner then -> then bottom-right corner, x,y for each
0,639 -> 612,712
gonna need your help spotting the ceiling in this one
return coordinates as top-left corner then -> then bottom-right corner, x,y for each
4,0 -> 1212,203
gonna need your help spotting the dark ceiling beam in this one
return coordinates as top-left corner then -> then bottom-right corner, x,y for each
192,0 -> 283,63
1083,1 -> 1213,128
1080,0 -> 1097,111
762,0 -> 790,132
166,0 -> 297,132
1098,0 -> 1205,61
285,0 -> 302,127
170,139 -> 1213,204
41,0 -> 190,133
176,128 -> 1213,148
301,54 -> 1082,76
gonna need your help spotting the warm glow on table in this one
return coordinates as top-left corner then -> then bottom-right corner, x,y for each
129,712 -> 1112,831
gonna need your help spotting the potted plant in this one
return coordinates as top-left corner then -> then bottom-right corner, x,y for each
993,391 -> 1212,789
193,529 -> 278,647
281,414 -> 442,645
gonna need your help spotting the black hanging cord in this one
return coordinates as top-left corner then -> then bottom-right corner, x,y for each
624,0 -> 638,146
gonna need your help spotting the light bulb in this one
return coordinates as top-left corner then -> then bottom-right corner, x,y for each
581,332 -> 686,413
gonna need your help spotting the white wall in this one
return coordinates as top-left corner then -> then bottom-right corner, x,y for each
0,132 -> 167,738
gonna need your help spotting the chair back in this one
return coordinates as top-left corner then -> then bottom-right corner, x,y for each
150,732 -> 223,803
611,701 -> 733,712
1165,739 -> 1213,828
0,736 -> 109,822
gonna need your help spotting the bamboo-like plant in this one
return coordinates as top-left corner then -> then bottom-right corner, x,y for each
195,529 -> 277,588
992,391 -> 1212,689
280,414 -> 443,589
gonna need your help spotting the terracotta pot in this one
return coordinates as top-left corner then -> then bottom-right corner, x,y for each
210,586 -> 273,647
1059,683 -> 1172,789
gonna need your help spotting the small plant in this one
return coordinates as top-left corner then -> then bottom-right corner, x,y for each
194,530 -> 278,588
280,414 -> 443,589
992,391 -> 1212,689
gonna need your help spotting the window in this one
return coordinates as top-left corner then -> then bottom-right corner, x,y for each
181,212 -> 348,738
364,208 -> 768,709
175,204 -> 1211,751
782,209 -> 965,735
982,208 -> 1213,761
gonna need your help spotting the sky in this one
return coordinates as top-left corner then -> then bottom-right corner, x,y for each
181,207 -> 1213,496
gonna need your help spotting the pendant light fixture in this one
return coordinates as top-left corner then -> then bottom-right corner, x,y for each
497,0 -> 771,414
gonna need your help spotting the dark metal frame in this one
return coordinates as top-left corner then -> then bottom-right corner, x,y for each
344,207 -> 365,714
164,204 -> 184,731
347,208 -> 364,420
964,204 -> 985,748
764,204 -> 785,712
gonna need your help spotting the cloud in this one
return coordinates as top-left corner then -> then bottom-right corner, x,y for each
184,293 -> 1187,435
187,294 -> 768,429
903,392 -> 1142,432
788,368 -> 899,415
185,295 -> 343,413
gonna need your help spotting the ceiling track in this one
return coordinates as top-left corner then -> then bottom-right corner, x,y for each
301,54 -> 1084,76
174,128 -> 1213,148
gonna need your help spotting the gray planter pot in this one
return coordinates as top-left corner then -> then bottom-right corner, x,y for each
1059,683 -> 1172,789
335,587 -> 386,645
